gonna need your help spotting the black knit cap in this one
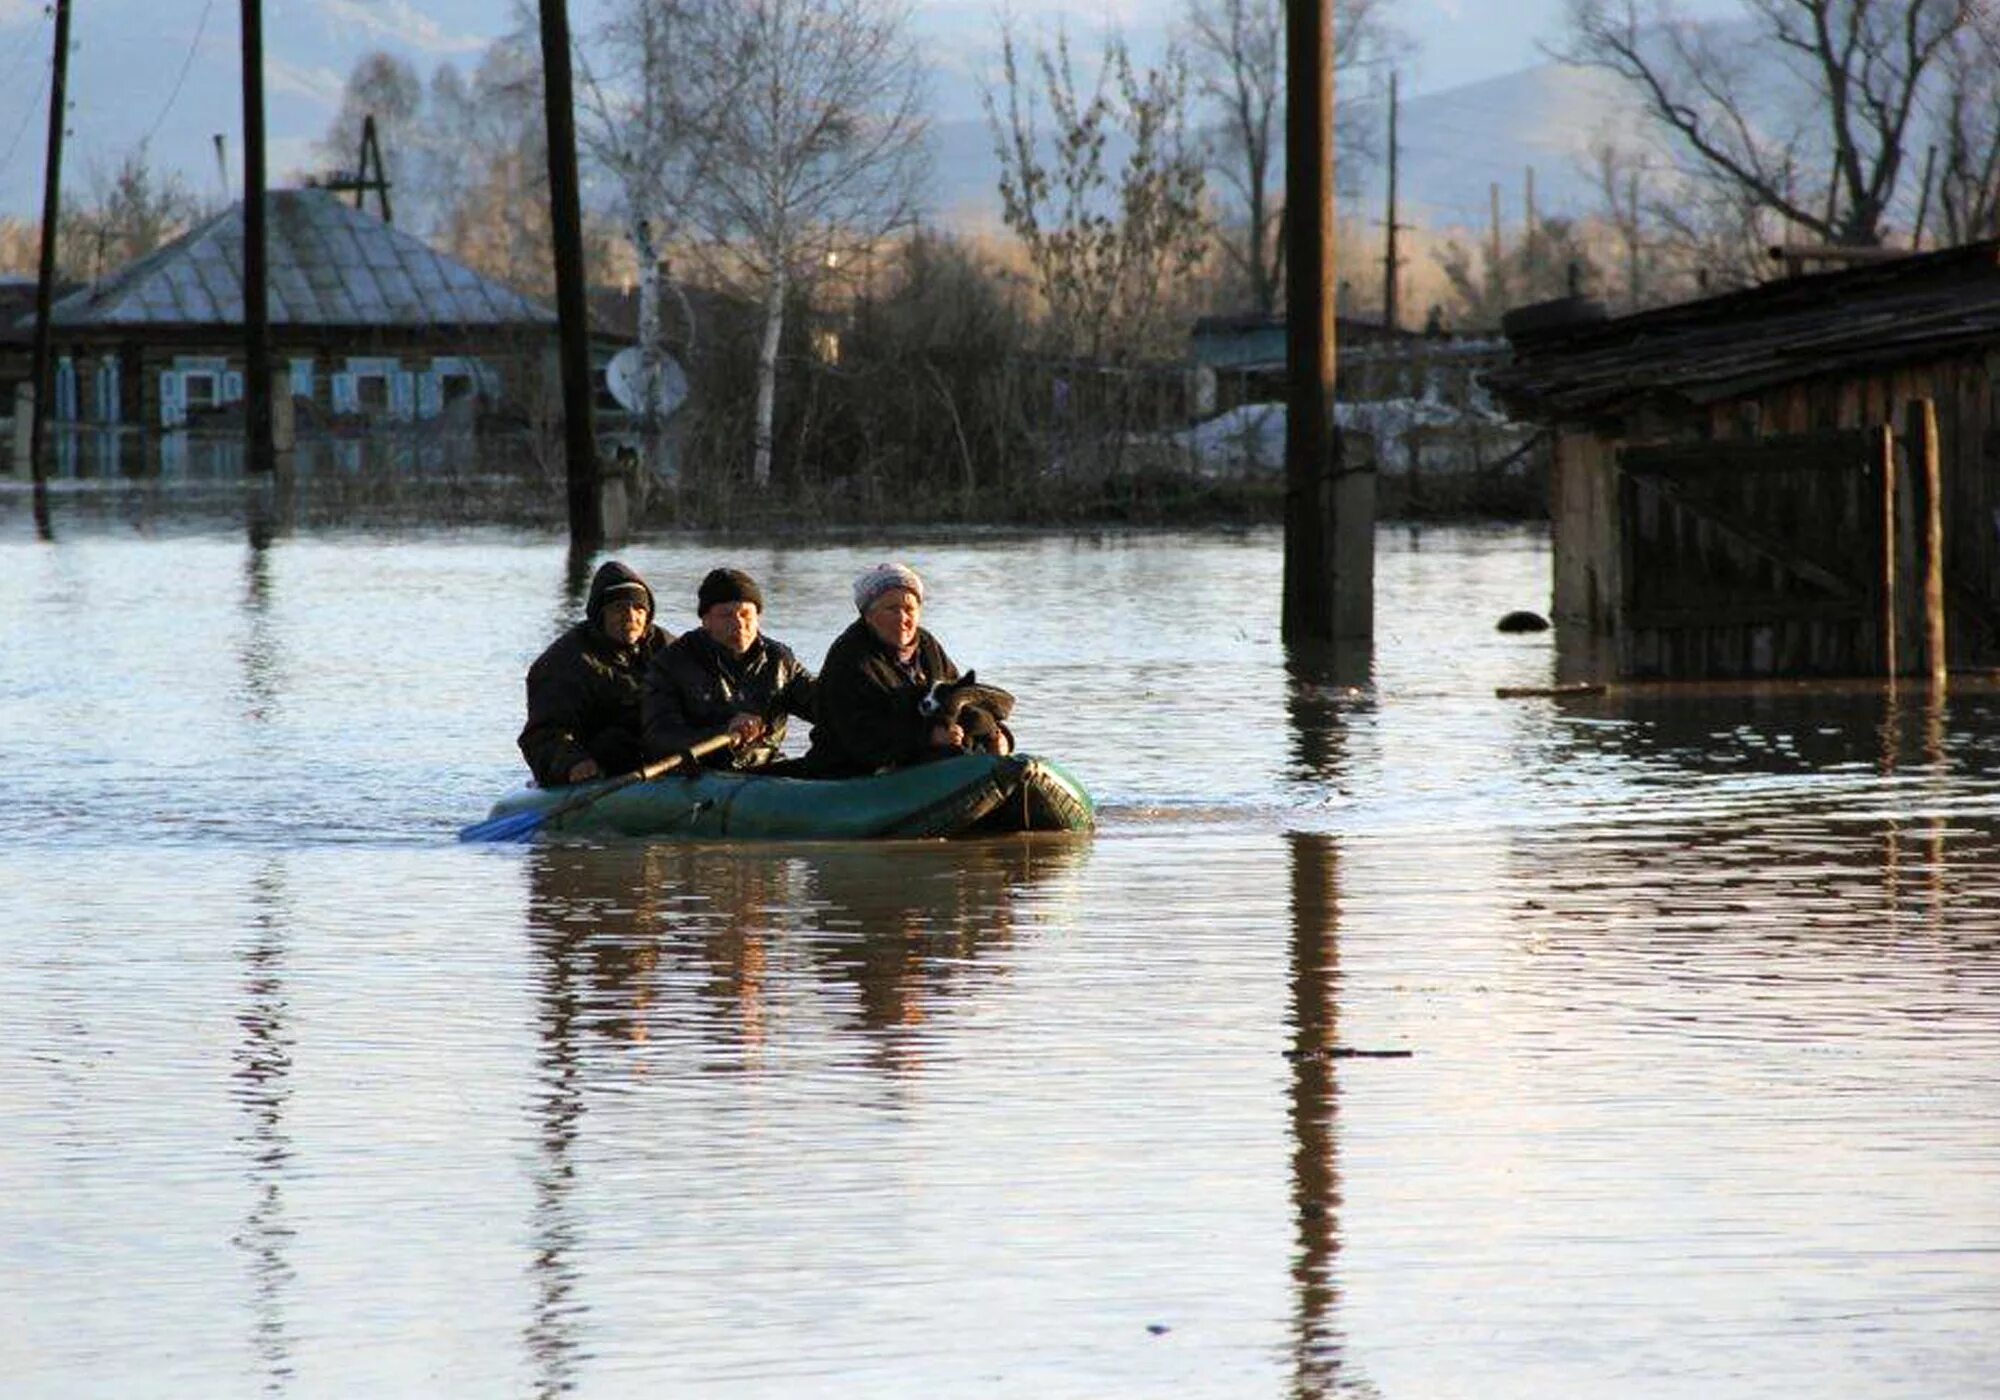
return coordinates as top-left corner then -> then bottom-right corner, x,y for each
697,567 -> 764,616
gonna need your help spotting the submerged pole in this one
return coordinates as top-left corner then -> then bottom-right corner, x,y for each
1283,0 -> 1373,648
27,0 -> 73,486
241,0 -> 274,472
537,0 -> 603,549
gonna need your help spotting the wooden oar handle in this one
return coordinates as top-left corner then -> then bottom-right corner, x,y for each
536,730 -> 737,825
629,730 -> 738,783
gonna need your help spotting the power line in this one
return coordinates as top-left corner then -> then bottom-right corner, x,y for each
139,0 -> 218,151
0,58 -> 51,181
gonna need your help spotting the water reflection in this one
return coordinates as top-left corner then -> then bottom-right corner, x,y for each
517,837 -> 1090,1387
240,525 -> 285,731
1287,832 -> 1352,1398
231,859 -> 296,1393
244,465 -> 296,553
1510,682 -> 2000,1034
1286,642 -> 1372,783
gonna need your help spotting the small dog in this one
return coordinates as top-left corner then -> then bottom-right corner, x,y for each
918,669 -> 1016,753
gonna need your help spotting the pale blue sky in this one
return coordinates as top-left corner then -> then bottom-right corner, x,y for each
0,0 -> 1743,218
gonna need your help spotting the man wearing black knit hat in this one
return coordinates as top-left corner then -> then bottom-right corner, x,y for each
641,567 -> 816,771
519,560 -> 673,786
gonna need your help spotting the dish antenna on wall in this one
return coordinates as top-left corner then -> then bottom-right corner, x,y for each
606,347 -> 688,420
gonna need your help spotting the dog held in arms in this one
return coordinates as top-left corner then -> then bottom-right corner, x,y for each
918,670 -> 1016,755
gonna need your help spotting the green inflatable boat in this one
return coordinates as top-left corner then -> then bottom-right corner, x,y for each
473,752 -> 1095,841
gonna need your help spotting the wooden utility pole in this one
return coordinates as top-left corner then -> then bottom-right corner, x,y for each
27,0 -> 73,486
1381,70 -> 1400,334
1489,182 -> 1503,270
1523,165 -> 1538,284
537,0 -> 603,549
1282,0 -> 1373,648
241,0 -> 275,472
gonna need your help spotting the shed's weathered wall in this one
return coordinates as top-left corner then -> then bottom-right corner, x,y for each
1556,350 -> 2000,675
1552,429 -> 1619,637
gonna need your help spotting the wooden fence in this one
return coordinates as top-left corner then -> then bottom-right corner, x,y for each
1617,409 -> 1946,681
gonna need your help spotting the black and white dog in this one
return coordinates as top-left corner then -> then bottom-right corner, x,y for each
918,670 -> 1016,754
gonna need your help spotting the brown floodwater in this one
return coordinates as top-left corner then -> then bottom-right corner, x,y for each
3,499 -> 1996,1396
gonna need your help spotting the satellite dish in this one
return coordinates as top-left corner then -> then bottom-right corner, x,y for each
606,346 -> 689,419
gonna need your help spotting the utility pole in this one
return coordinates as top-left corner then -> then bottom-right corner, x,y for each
241,0 -> 275,472
1489,183 -> 1503,270
1381,70 -> 1400,334
27,0 -> 73,487
537,0 -> 603,549
1282,0 -> 1373,651
1523,165 -> 1538,287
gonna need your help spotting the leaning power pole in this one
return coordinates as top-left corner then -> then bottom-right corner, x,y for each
27,0 -> 73,487
1282,0 -> 1373,649
241,0 -> 275,471
537,0 -> 603,549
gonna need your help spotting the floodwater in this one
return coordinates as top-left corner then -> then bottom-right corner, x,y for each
4,491 -> 1998,1397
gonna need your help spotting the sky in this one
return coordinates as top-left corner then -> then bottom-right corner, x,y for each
0,0 -> 1742,221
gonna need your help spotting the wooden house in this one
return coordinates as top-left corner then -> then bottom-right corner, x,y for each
1,189 -> 555,434
1487,243 -> 2000,680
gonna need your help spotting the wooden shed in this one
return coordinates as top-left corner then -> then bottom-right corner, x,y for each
1487,243 -> 2000,680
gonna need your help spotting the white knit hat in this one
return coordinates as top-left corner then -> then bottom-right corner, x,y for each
853,561 -> 925,613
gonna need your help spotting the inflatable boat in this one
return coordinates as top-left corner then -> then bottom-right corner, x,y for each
471,752 -> 1095,841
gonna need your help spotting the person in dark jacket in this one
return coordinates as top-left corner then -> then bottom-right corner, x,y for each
802,562 -> 1012,778
641,567 -> 816,770
518,560 -> 672,786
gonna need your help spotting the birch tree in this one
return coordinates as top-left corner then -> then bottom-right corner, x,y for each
580,0 -> 714,445
676,0 -> 928,488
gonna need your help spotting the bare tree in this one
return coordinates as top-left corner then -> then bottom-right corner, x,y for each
985,27 -> 1209,360
1181,0 -> 1396,313
67,150 -> 204,280
671,0 -> 928,489
1435,216 -> 1605,330
1932,8 -> 2000,243
1563,0 -> 1977,247
315,51 -> 423,221
426,34 -> 561,294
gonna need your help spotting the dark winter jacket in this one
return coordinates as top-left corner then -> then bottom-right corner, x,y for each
641,629 -> 817,769
801,619 -> 961,777
518,561 -> 673,786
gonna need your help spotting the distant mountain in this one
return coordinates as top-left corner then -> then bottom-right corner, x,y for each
920,56 -> 1654,238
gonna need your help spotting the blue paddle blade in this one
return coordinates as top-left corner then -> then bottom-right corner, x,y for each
457,807 -> 547,843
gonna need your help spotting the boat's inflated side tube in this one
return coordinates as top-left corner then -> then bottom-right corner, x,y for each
475,752 -> 1095,841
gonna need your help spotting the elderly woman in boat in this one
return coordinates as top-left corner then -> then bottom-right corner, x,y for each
802,562 -> 1012,778
518,560 -> 673,786
641,567 -> 816,771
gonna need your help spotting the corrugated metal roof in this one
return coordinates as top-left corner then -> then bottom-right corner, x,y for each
1488,240 -> 2000,423
38,189 -> 555,331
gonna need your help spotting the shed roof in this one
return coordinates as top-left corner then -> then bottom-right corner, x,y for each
1487,239 -> 2000,424
36,189 -> 555,332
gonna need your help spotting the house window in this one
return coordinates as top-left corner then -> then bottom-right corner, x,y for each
184,372 -> 220,408
357,376 -> 389,411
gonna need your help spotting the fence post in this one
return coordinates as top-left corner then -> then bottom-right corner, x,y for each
1905,398 -> 1947,693
1876,423 -> 1897,679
